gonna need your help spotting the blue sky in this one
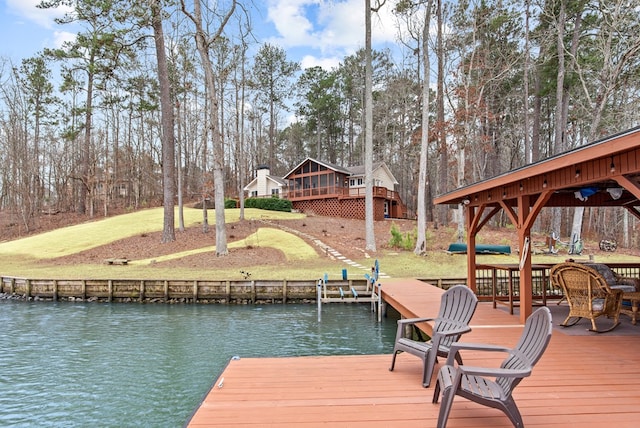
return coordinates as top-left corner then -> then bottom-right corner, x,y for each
1,0 -> 401,70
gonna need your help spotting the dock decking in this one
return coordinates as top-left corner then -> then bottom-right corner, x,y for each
187,278 -> 640,427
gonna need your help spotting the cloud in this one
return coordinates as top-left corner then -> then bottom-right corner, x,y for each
299,54 -> 341,70
52,30 -> 76,48
265,0 -> 399,68
7,0 -> 72,29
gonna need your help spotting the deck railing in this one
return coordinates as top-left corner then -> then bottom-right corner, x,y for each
285,185 -> 401,202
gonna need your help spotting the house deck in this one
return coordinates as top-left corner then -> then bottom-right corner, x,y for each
187,278 -> 640,427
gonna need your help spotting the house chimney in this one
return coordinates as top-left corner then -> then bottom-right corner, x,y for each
257,165 -> 270,179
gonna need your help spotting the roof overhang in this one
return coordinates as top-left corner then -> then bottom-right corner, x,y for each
434,126 -> 640,215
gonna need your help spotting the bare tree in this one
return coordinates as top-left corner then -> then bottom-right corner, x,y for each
364,0 -> 387,253
181,0 -> 237,256
415,0 -> 433,255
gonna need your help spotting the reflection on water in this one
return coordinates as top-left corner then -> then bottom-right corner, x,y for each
0,300 -> 395,427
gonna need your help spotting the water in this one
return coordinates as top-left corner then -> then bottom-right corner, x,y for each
0,300 -> 396,427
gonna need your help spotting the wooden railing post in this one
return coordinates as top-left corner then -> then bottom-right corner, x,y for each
282,280 -> 288,303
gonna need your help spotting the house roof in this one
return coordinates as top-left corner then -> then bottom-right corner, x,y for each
283,157 -> 397,183
267,175 -> 288,186
283,157 -> 351,179
243,173 -> 288,191
347,162 -> 399,185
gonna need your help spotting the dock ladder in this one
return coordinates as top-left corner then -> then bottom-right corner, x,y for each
316,260 -> 383,322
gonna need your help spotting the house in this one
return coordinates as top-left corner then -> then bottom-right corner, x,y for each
282,157 -> 406,220
243,165 -> 288,198
244,158 -> 405,220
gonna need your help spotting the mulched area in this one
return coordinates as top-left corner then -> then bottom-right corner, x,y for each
34,215 -> 418,269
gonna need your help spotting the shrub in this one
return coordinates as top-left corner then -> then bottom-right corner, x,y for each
225,199 -> 238,208
388,223 -> 418,250
244,197 -> 292,212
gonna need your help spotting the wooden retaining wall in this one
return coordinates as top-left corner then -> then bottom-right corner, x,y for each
0,276 -> 373,304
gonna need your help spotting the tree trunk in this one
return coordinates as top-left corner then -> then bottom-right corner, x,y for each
364,0 -> 376,253
151,0 -> 176,244
182,0 -> 235,255
414,0 -> 433,255
436,0 -> 448,227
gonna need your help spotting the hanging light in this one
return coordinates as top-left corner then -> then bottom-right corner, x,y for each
607,188 -> 623,200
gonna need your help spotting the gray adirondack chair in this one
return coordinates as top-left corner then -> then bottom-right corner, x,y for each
389,284 -> 478,387
432,306 -> 553,428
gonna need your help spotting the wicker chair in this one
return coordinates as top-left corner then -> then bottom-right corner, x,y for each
389,284 -> 478,387
550,262 -> 632,332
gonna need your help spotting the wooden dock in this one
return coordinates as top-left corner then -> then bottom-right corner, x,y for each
187,278 -> 640,427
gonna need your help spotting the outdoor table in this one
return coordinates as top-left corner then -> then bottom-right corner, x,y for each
622,291 -> 640,325
480,263 -> 552,315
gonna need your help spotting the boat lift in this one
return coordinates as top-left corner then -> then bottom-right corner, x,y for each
317,260 -> 383,322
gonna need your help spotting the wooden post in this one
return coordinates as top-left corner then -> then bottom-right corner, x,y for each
282,280 -> 287,304
163,280 -> 169,302
108,280 -> 113,302
140,280 -> 145,303
25,279 -> 31,299
81,280 -> 86,300
193,280 -> 198,303
53,280 -> 58,301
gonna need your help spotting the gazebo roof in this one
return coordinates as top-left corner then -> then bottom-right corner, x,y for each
434,126 -> 640,213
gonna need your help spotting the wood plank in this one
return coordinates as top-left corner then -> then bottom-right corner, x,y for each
187,278 -> 640,427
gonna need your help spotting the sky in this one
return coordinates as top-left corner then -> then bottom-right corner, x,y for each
0,0 -> 402,70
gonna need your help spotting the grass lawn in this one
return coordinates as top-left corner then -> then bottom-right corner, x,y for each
1,207 -> 639,281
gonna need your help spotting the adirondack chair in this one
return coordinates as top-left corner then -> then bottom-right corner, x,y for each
551,262 -> 634,332
432,306 -> 553,428
389,284 -> 478,387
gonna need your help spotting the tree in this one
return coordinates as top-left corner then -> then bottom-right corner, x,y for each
394,0 -> 433,255
39,0 -> 141,216
17,55 -> 55,220
181,0 -> 237,256
364,0 -> 386,253
294,66 -> 343,163
150,0 -> 176,243
250,44 -> 299,169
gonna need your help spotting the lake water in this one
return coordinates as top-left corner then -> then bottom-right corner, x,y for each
0,300 -> 396,427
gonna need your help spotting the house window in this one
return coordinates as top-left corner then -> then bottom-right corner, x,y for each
271,188 -> 279,196
251,191 -> 257,197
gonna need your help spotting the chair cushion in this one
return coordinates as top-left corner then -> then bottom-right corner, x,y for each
610,284 -> 636,293
587,264 -> 618,286
592,298 -> 605,312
